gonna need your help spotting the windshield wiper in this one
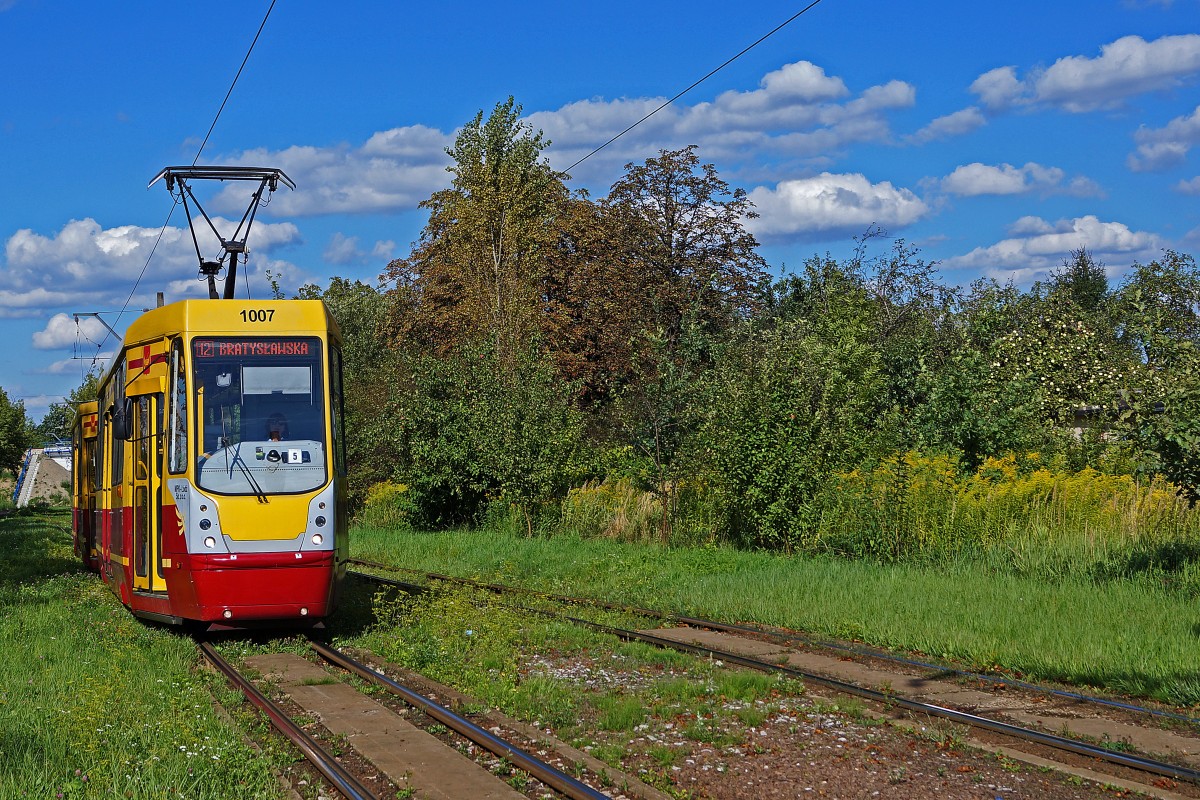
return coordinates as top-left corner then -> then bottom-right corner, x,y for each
225,443 -> 269,504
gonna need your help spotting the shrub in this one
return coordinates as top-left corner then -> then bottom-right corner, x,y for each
358,481 -> 418,530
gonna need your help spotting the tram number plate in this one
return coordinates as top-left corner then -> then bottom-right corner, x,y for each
240,309 -> 276,323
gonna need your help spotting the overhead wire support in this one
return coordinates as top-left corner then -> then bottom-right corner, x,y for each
91,0 -> 278,357
565,0 -> 826,173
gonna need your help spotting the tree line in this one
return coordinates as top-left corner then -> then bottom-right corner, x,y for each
301,98 -> 1200,547
13,98 -> 1200,549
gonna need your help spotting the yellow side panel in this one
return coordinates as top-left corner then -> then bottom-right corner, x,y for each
127,375 -> 165,397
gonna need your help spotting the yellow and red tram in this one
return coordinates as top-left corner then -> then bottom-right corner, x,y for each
72,298 -> 348,629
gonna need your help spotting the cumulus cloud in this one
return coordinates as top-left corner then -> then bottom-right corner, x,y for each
0,217 -> 303,318
746,173 -> 929,241
970,34 -> 1200,113
32,313 -> 110,350
945,215 -> 1163,283
323,233 -> 396,266
907,107 -> 986,144
938,162 -> 1103,197
1177,176 -> 1200,194
1127,105 -> 1200,171
208,125 -> 455,217
529,61 -> 914,179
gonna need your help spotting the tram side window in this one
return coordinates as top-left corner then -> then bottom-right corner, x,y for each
167,340 -> 187,473
330,346 -> 346,477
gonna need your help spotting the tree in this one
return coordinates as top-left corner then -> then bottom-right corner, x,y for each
696,318 -> 891,550
35,372 -> 100,444
1050,248 -> 1109,313
605,145 -> 767,339
0,387 -> 31,476
384,97 -> 568,358
382,339 -> 587,530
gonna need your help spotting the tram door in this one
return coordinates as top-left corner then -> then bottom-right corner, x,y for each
131,394 -> 165,593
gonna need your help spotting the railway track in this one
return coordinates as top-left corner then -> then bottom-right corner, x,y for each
199,637 -> 617,800
348,558 -> 1200,797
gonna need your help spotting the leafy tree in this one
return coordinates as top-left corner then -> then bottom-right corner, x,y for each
696,319 -> 892,550
1113,249 -> 1200,368
384,97 -> 568,359
538,196 -> 653,405
34,373 -> 100,444
380,339 -> 587,530
605,145 -> 767,339
1049,247 -> 1109,313
1112,251 -> 1200,500
0,387 -> 31,476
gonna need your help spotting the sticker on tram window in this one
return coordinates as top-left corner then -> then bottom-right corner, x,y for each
240,309 -> 276,323
194,340 -> 312,358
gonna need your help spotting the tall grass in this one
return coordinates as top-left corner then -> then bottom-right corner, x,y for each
539,452 -> 1200,595
808,452 -> 1200,593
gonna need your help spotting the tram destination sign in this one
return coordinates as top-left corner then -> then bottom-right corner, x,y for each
193,339 -> 314,359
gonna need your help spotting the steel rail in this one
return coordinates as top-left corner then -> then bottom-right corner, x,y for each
348,558 -> 1200,726
308,640 -> 610,800
197,641 -> 377,800
556,612 -> 1200,785
349,565 -> 1200,785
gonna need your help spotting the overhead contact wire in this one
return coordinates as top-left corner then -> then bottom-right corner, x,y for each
565,0 -> 826,172
93,0 -> 277,357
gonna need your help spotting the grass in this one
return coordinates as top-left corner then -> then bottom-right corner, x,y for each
352,524 -> 1200,707
0,510 -> 289,799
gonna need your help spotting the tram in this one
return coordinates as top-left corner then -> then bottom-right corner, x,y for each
72,298 -> 348,628
71,166 -> 347,629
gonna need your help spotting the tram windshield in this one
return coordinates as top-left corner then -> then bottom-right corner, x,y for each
192,337 -> 327,496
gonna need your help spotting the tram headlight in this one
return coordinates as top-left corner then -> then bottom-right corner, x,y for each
312,533 -> 324,546
199,519 -> 212,530
203,536 -> 216,549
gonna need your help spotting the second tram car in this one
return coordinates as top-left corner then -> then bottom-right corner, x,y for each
72,298 -> 348,629
71,400 -> 100,571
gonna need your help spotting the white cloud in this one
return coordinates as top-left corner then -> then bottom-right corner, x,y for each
32,313 -> 109,350
0,217 -> 303,317
181,60 -> 917,216
746,173 -> 929,241
1127,105 -> 1200,171
1176,176 -> 1200,194
528,62 -> 912,178
970,34 -> 1200,113
210,126 -> 455,217
938,162 -> 1103,197
945,215 -> 1163,283
323,233 -> 397,266
907,107 -> 986,144
970,67 -> 1025,110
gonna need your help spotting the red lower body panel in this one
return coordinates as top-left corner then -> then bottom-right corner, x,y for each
163,550 -> 337,624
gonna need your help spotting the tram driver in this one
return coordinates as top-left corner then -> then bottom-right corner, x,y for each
266,412 -> 288,442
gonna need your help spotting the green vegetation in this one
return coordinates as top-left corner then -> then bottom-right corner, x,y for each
342,576 -> 806,782
351,526 -> 1200,706
275,100 -> 1200,581
0,512 -> 287,799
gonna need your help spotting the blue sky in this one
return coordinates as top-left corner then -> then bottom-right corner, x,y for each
2,0 -> 1199,420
